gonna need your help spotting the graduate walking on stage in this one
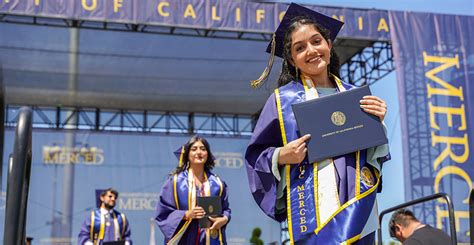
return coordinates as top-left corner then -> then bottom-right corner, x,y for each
156,136 -> 231,245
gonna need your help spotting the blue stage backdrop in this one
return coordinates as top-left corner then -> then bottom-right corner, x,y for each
0,129 -> 280,244
0,0 -> 390,41
390,11 -> 474,242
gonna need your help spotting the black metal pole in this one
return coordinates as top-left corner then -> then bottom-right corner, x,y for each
19,132 -> 32,245
3,107 -> 33,245
377,192 -> 457,245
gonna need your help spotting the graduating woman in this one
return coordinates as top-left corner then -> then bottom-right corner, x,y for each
156,136 -> 231,244
245,3 -> 390,244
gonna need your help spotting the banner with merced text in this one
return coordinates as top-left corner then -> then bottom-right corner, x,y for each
390,11 -> 474,242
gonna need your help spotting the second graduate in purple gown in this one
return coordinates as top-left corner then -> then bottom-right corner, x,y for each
78,188 -> 132,245
156,136 -> 231,244
245,3 -> 391,244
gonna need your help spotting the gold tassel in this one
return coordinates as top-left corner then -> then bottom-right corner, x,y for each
178,146 -> 185,168
250,33 -> 276,89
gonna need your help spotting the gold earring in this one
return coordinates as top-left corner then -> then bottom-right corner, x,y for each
295,67 -> 299,80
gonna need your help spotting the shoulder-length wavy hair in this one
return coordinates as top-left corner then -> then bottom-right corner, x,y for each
171,135 -> 215,175
277,16 -> 341,87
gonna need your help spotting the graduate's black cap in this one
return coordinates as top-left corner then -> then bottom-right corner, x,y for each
251,3 -> 344,88
268,3 -> 344,58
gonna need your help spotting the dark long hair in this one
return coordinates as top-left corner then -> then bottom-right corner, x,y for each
171,136 -> 215,175
277,16 -> 341,87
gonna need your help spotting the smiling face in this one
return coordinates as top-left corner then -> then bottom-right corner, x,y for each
290,24 -> 332,80
188,140 -> 209,167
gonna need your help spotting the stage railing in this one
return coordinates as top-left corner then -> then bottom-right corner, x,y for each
3,107 -> 33,245
377,192 -> 457,245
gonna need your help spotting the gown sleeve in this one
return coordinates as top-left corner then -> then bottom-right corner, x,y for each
245,93 -> 286,222
366,122 -> 391,169
77,213 -> 92,245
122,215 -> 132,243
220,179 -> 231,222
155,176 -> 187,241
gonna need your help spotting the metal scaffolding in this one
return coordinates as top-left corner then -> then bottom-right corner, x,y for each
340,41 -> 394,86
5,105 -> 255,137
400,50 -> 439,228
0,13 -> 273,41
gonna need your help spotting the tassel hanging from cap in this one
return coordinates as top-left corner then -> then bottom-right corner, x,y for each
250,33 -> 276,89
178,146 -> 185,168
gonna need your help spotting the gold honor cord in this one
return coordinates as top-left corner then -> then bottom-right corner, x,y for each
355,151 -> 361,196
173,174 -> 180,210
178,146 -> 185,168
274,88 -> 294,243
90,212 -> 96,245
251,33 -> 276,88
121,213 -> 126,239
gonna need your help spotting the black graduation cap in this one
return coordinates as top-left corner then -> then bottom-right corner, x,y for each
251,3 -> 344,88
268,3 -> 344,58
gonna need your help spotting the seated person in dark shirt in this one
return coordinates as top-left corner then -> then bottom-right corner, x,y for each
389,208 -> 452,245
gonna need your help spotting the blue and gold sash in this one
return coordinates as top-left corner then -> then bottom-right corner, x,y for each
275,77 -> 380,244
90,209 -> 127,245
169,169 -> 224,245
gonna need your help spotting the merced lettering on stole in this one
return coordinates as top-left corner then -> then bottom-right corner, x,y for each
297,165 -> 307,233
298,165 -> 305,179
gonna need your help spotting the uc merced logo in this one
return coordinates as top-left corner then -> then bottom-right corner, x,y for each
361,167 -> 375,187
43,143 -> 104,165
213,152 -> 244,169
118,192 -> 158,211
331,111 -> 346,126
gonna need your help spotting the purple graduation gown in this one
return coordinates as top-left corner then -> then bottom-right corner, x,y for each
155,170 -> 231,245
77,209 -> 132,245
245,79 -> 390,243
